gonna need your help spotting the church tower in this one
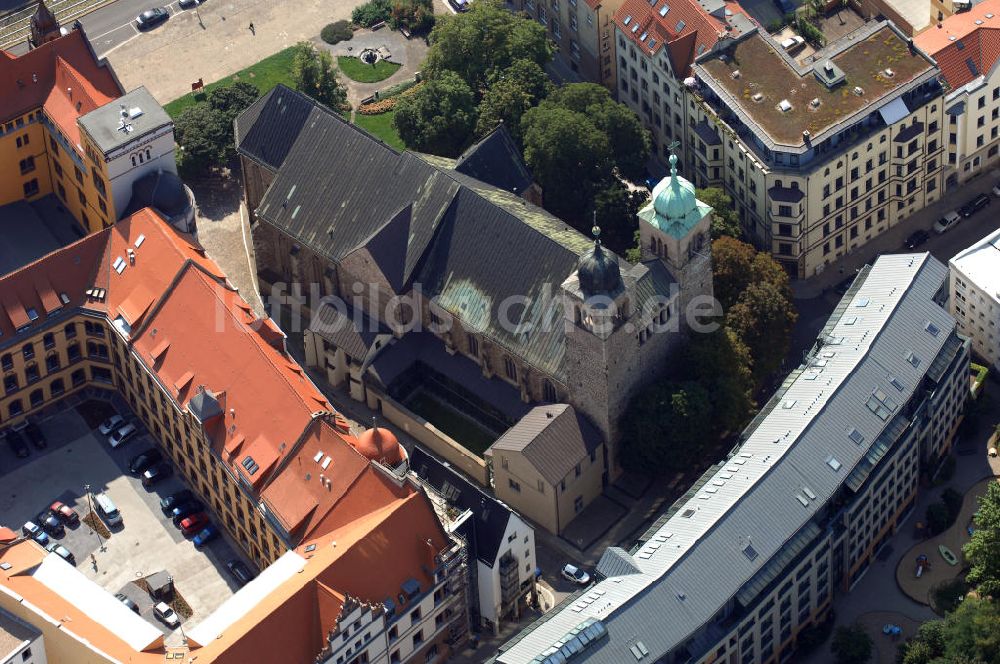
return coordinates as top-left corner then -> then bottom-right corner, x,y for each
637,152 -> 715,327
29,0 -> 60,49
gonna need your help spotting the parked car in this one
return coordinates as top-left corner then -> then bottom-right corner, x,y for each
160,489 -> 194,515
959,193 -> 990,217
115,593 -> 140,613
933,211 -> 961,234
45,542 -> 74,564
780,35 -> 805,51
904,229 -> 931,250
36,511 -> 64,537
22,521 -> 49,546
23,422 -> 46,449
226,560 -> 255,586
108,423 -> 138,448
193,525 -> 218,548
178,0 -> 201,7
94,492 -> 122,528
448,0 -> 470,10
180,513 -> 210,536
561,563 -> 590,585
135,7 -> 169,29
142,461 -> 172,486
154,602 -> 180,628
171,501 -> 204,524
992,183 -> 1000,197
128,448 -> 162,475
5,430 -> 30,458
49,501 -> 79,525
98,414 -> 124,435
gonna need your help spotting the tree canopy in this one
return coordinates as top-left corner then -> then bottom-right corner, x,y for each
897,598 -> 1000,664
394,70 -> 478,157
964,481 -> 1000,598
831,624 -> 872,664
423,0 -> 552,93
476,59 -> 552,143
174,81 -> 260,177
726,280 -> 798,383
291,42 -> 347,112
696,186 -> 742,239
712,235 -> 792,310
591,180 -> 645,256
620,380 -> 713,473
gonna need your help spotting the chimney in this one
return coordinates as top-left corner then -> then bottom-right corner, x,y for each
32,73 -> 37,83
127,248 -> 135,265
66,86 -> 72,98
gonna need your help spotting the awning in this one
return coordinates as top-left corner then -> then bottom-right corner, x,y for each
879,97 -> 910,126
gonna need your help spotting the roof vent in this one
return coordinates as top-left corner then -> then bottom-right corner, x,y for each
853,86 -> 864,96
659,4 -> 668,15
778,99 -> 792,112
803,129 -> 811,140
32,73 -> 37,83
883,68 -> 895,77
731,69 -> 741,79
127,248 -> 135,265
752,92 -> 764,102
975,19 -> 984,24
949,35 -> 957,40
810,97 -> 821,108
623,14 -> 633,24
824,61 -> 834,73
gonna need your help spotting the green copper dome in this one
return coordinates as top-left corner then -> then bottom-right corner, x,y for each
653,154 -> 698,220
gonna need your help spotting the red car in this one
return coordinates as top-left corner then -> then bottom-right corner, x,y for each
180,513 -> 209,536
50,501 -> 79,525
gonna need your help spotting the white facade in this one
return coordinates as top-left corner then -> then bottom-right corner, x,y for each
104,124 -> 177,219
950,226 -> 1000,370
476,513 -> 536,631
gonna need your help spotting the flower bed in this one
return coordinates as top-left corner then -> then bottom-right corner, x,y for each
357,81 -> 423,114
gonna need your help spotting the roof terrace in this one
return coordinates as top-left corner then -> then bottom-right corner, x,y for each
697,24 -> 934,147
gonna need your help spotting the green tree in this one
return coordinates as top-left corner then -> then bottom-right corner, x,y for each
831,624 -> 873,664
620,381 -> 713,473
926,501 -> 954,536
291,42 -> 347,111
726,281 -> 797,382
394,70 -> 478,156
207,81 -> 260,123
681,326 -> 755,434
940,597 -> 1000,664
522,104 -> 611,217
423,0 -> 552,93
476,59 -> 552,142
899,641 -> 934,664
591,180 -> 644,255
174,102 -> 233,176
964,481 -> 1000,598
712,236 -> 792,310
696,186 -> 742,239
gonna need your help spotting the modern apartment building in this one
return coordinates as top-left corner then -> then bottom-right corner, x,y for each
950,226 -> 1000,370
492,253 -> 969,664
0,207 -> 470,663
505,0 -> 623,89
915,0 -> 1000,189
0,14 -> 180,236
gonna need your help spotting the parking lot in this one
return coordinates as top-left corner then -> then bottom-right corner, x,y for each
0,396 -> 246,644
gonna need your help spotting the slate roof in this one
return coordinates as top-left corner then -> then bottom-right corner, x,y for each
488,405 -> 603,486
309,300 -> 390,361
454,123 -> 534,195
410,446 -> 516,567
495,254 -> 958,664
234,85 -> 322,171
78,87 -> 171,154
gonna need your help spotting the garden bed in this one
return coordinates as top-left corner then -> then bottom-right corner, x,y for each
338,55 -> 401,83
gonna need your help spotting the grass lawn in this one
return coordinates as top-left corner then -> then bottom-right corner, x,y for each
404,391 -> 497,456
337,56 -> 401,83
354,110 -> 405,151
164,46 -> 298,118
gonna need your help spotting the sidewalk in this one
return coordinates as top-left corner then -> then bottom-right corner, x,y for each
792,170 -> 1000,299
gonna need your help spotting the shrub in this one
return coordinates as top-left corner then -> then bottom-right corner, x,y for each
320,20 -> 353,44
389,0 -> 434,33
931,578 -> 969,614
352,0 -> 392,27
358,81 -> 424,114
797,16 -> 826,47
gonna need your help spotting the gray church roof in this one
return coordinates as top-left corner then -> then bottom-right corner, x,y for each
235,85 -> 324,171
453,123 -> 534,195
489,405 -> 603,486
495,253 -> 957,664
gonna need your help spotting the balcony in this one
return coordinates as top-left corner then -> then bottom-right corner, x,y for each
499,553 -> 520,603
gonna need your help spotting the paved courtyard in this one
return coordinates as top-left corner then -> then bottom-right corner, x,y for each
0,398 -> 244,645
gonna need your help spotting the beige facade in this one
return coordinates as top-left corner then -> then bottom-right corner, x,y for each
486,441 -> 605,535
505,0 -> 622,89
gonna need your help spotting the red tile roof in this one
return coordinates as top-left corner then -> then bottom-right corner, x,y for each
0,28 -> 121,138
915,0 -> 1000,89
612,0 -> 751,76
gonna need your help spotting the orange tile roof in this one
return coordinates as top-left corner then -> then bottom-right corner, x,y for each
0,28 -> 121,136
915,0 -> 1000,89
613,0 -> 751,76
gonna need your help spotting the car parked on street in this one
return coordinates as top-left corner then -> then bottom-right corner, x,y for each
561,563 -> 590,585
154,602 -> 180,628
160,489 -> 193,515
142,461 -> 172,487
108,423 -> 138,448
171,501 -> 204,524
45,542 -> 74,564
178,0 -> 201,8
933,210 -> 961,234
992,183 -> 1000,197
116,593 -> 140,613
22,521 -> 49,547
128,449 -> 162,475
23,422 -> 46,449
49,501 -> 79,525
4,429 -> 30,458
98,414 -> 124,435
959,193 -> 990,217
193,525 -> 218,548
180,513 -> 209,536
904,229 -> 931,250
36,512 -> 64,537
226,560 -> 255,586
135,7 -> 169,29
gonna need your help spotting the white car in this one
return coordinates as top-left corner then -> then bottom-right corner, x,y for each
561,564 -> 591,585
780,35 -> 805,51
992,183 -> 1000,197
933,210 -> 961,234
98,414 -> 124,435
154,602 -> 180,628
107,423 -> 137,448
